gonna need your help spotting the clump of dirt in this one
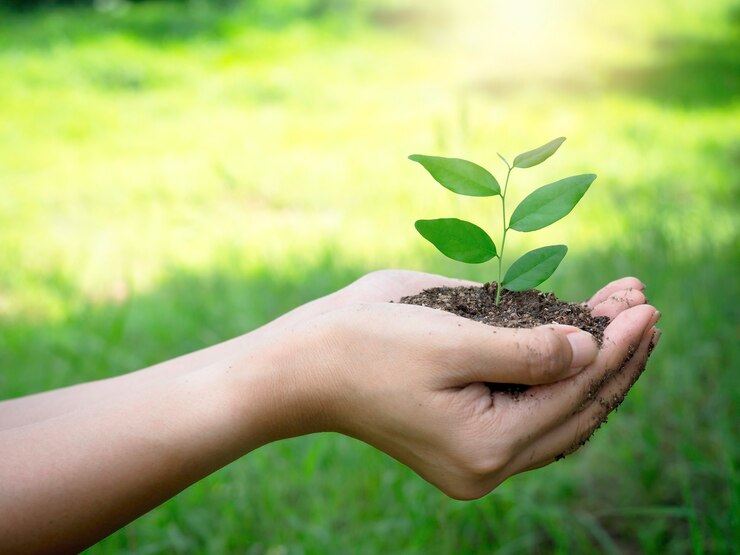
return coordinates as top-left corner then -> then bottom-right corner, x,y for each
400,282 -> 610,396
400,282 -> 609,342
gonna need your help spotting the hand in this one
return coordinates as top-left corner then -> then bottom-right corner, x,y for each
252,270 -> 477,337
258,276 -> 658,500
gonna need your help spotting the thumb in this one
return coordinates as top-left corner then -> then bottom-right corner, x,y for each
441,323 -> 599,386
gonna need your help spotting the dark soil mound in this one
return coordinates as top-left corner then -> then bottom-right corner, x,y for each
400,282 -> 609,343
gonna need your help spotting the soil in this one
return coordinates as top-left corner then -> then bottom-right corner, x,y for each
399,282 -> 610,396
400,282 -> 609,341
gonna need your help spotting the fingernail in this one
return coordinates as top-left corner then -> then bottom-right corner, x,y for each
566,330 -> 599,370
651,328 -> 662,347
649,310 -> 662,327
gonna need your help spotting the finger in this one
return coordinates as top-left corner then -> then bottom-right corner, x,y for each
497,305 -> 657,430
511,325 -> 659,473
590,288 -> 648,320
586,277 -> 645,309
560,304 -> 657,412
355,270 -> 482,302
436,321 -> 598,387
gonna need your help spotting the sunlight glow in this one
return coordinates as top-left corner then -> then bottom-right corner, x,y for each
445,0 -> 602,82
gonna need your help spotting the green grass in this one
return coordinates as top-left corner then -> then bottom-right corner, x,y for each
1,0 -> 738,552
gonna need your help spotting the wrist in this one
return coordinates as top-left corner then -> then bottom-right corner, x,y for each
221,325 -> 340,451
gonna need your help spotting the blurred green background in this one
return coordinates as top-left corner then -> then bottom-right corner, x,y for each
1,0 -> 738,553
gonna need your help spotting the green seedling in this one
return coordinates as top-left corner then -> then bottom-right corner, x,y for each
410,137 -> 596,305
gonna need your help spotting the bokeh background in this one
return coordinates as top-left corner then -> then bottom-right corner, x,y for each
1,0 -> 738,552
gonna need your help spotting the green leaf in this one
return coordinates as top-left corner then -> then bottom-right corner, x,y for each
415,218 -> 497,264
502,245 -> 568,291
509,174 -> 596,232
497,152 -> 510,168
513,137 -> 566,169
409,154 -> 500,196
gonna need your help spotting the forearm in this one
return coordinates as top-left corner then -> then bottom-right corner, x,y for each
0,288 -> 344,431
0,334 -> 252,431
0,346 -> 292,554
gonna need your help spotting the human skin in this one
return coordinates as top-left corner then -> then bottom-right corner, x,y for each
0,271 -> 658,554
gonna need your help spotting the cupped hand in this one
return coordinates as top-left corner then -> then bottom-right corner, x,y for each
264,275 -> 657,500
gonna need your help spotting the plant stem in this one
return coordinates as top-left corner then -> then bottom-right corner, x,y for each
496,165 -> 513,306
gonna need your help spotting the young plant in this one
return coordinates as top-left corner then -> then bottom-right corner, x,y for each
410,137 -> 596,305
